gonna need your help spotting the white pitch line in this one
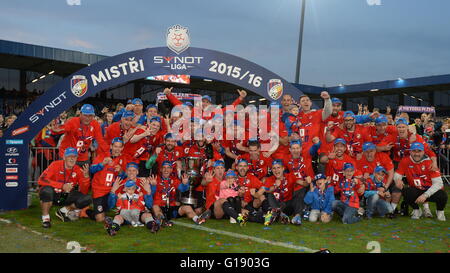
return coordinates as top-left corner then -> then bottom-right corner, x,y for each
172,220 -> 318,253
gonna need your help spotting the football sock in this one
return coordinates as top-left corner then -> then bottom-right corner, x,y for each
391,203 -> 397,210
423,203 -> 430,210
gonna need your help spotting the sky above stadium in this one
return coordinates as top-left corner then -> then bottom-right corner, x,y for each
1,0 -> 449,87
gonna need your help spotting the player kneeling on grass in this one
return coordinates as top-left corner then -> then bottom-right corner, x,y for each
364,166 -> 395,219
332,163 -> 365,224
393,142 -> 447,221
261,159 -> 309,226
304,174 -> 334,223
220,170 -> 247,226
151,161 -> 208,226
37,147 -> 92,228
106,180 -> 155,236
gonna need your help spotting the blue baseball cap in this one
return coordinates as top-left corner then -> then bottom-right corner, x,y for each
272,159 -> 284,167
164,133 -> 174,140
343,162 -> 355,171
146,104 -> 157,111
80,104 -> 95,115
111,137 -> 124,144
225,170 -> 237,177
343,111 -> 355,119
126,162 -> 139,169
124,180 -> 136,188
121,110 -> 135,119
374,166 -> 387,174
127,99 -> 133,104
161,160 -> 173,167
410,142 -> 424,151
362,142 -> 376,152
132,98 -> 143,105
331,98 -> 342,105
314,173 -> 327,181
395,118 -> 408,126
236,158 -> 248,165
202,95 -> 212,102
334,138 -> 347,146
375,115 -> 388,124
213,160 -> 225,168
290,139 -> 302,147
149,116 -> 161,124
64,147 -> 78,157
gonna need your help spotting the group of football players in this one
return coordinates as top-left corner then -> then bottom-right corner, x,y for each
36,87 -> 448,236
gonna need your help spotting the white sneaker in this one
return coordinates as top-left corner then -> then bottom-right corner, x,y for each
436,210 -> 446,221
411,208 -> 422,220
229,217 -> 237,224
423,207 -> 433,218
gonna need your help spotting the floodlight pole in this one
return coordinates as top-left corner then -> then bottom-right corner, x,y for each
295,0 -> 306,84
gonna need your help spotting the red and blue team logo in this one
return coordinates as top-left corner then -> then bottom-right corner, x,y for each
267,79 -> 283,100
70,75 -> 88,97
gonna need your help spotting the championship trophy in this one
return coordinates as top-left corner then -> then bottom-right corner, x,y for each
180,157 -> 204,206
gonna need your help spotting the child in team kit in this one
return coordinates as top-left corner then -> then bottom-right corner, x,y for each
363,166 -> 395,219
304,174 -> 335,223
333,163 -> 365,224
220,170 -> 247,226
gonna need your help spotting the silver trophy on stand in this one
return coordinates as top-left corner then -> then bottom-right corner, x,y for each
180,157 -> 204,206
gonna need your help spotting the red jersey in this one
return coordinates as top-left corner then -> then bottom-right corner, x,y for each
155,145 -> 183,176
264,173 -> 297,202
126,128 -> 165,161
205,177 -> 221,210
364,125 -> 397,147
58,117 -> 110,162
356,152 -> 394,176
321,112 -> 345,154
38,160 -> 90,194
270,121 -> 290,160
384,133 -> 436,162
153,176 -> 183,207
326,154 -> 362,190
336,177 -> 363,208
282,154 -> 315,191
396,156 -> 441,190
235,153 -> 271,179
115,178 -> 149,196
115,194 -> 145,211
104,121 -> 136,145
297,109 -> 322,145
332,125 -> 367,157
236,173 -> 264,203
91,154 -> 129,199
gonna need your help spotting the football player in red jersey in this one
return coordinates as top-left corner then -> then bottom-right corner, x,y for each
88,138 -> 129,222
146,133 -> 182,177
364,115 -> 397,152
104,110 -> 137,146
201,160 -> 226,220
234,140 -> 270,179
296,91 -> 332,150
394,142 -> 447,221
56,104 -> 110,166
326,138 -> 362,192
326,111 -> 367,160
333,163 -> 365,224
262,159 -> 310,226
356,141 -> 398,213
385,118 -> 437,169
38,148 -> 92,228
128,116 -> 166,177
151,161 -> 208,225
234,159 -> 266,217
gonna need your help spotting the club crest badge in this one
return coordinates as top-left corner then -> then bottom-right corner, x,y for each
267,79 -> 283,100
167,25 -> 190,55
70,75 -> 88,97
